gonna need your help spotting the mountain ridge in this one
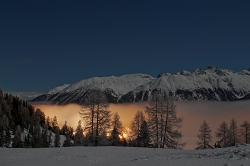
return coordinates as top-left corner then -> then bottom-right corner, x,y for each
32,66 -> 250,104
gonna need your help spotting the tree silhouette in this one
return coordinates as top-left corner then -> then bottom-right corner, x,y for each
196,120 -> 213,149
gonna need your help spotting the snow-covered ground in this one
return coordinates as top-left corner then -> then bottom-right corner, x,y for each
1,143 -> 249,166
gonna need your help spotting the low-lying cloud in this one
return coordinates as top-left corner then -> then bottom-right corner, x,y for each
32,100 -> 250,150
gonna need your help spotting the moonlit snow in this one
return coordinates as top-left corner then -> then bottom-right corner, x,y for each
1,144 -> 249,166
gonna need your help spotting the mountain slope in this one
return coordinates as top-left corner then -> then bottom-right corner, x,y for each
119,66 -> 250,102
32,74 -> 154,104
32,66 -> 250,104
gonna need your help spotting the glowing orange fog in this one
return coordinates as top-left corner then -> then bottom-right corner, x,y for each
33,100 -> 250,150
33,103 -> 147,128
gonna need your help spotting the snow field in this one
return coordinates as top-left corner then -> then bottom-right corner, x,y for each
1,143 -> 249,166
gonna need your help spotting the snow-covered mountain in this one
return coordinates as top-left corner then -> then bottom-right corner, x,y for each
32,74 -> 154,104
32,66 -> 250,104
120,66 -> 250,102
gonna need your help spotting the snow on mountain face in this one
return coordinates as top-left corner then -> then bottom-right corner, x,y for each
32,66 -> 250,104
32,74 -> 154,104
32,84 -> 71,102
46,84 -> 71,94
120,66 -> 250,102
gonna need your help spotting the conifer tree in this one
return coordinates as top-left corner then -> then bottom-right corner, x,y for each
110,112 -> 124,146
46,116 -> 52,130
240,120 -> 250,144
110,126 -> 122,146
32,121 -> 42,148
138,120 -> 151,147
34,109 -> 46,125
130,110 -> 145,143
0,130 -> 4,147
12,125 -> 23,148
215,121 -> 230,147
24,134 -> 32,148
145,91 -> 184,149
48,131 -> 52,147
42,124 -> 50,147
0,103 -> 2,117
63,135 -> 71,147
80,89 -> 111,146
196,121 -> 213,149
61,121 -> 69,135
5,127 -> 11,147
54,126 -> 61,147
68,126 -> 74,140
74,120 -> 84,146
111,112 -> 123,134
62,121 -> 71,147
52,116 -> 59,132
229,118 -> 239,146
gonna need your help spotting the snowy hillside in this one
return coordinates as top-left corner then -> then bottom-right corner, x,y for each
32,66 -> 250,104
1,143 -> 250,166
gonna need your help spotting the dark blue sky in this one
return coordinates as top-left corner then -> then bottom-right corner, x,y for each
1,0 -> 250,93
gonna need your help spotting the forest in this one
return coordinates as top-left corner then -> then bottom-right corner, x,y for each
0,88 -> 249,149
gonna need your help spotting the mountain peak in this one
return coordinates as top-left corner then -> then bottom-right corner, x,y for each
157,73 -> 171,78
32,66 -> 250,104
46,84 -> 70,94
181,70 -> 191,76
206,65 -> 218,70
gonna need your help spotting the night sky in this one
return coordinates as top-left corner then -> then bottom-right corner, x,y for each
1,0 -> 250,93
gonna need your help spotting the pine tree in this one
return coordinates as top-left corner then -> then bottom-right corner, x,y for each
12,125 -> 23,148
196,121 -> 213,149
240,120 -> 250,144
74,120 -> 84,146
34,109 -> 46,125
130,110 -> 145,143
68,126 -> 74,140
61,121 -> 69,135
54,126 -> 61,147
24,134 -> 32,148
42,124 -> 50,147
110,126 -> 122,146
0,104 -> 2,117
32,121 -> 42,148
52,116 -> 59,132
145,91 -> 184,149
63,135 -> 71,147
46,116 -> 52,130
80,89 -> 111,146
0,114 -> 6,147
4,127 -> 11,147
228,118 -> 239,146
28,124 -> 34,137
48,131 -> 52,147
145,91 -> 161,148
0,130 -> 4,147
111,112 -> 123,134
110,112 -> 124,146
138,120 -> 151,147
215,121 -> 230,147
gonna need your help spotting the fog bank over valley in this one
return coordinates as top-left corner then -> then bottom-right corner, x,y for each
32,101 -> 250,149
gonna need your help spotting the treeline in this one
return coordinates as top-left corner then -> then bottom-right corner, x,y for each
0,88 -> 185,149
79,89 -> 185,149
0,88 -> 76,148
196,119 -> 250,149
